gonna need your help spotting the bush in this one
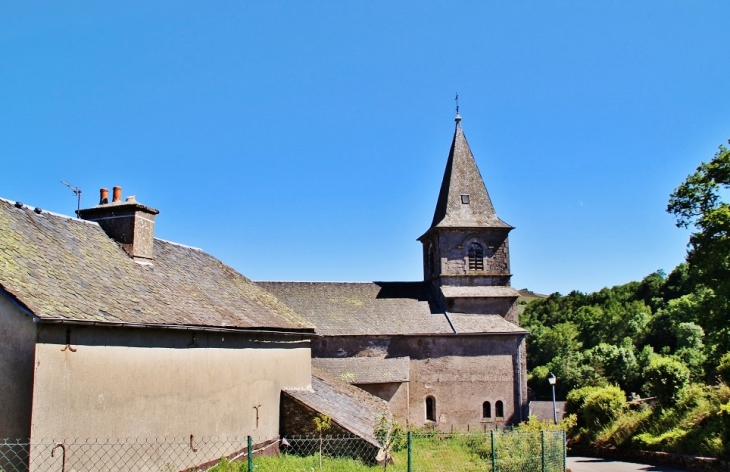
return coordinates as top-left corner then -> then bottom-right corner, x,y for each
566,385 -> 626,435
581,385 -> 626,427
645,356 -> 690,407
718,352 -> 730,384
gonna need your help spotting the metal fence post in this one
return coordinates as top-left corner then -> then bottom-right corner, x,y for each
407,431 -> 413,472
491,429 -> 497,472
541,430 -> 546,472
247,436 -> 253,472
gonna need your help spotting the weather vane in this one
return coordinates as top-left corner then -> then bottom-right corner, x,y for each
60,180 -> 82,218
455,92 -> 459,115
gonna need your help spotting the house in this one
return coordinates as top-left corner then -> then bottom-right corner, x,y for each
0,190 -> 323,468
260,114 -> 528,429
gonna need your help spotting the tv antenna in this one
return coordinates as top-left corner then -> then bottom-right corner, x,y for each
60,180 -> 82,218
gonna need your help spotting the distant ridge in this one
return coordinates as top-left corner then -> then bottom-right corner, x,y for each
518,289 -> 548,299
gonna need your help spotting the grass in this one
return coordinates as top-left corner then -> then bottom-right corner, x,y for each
207,431 -> 565,472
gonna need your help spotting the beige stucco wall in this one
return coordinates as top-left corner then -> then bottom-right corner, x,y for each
0,295 -> 36,439
31,324 -> 311,441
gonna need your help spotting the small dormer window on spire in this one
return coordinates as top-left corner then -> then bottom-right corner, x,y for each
460,194 -> 470,204
468,242 -> 484,271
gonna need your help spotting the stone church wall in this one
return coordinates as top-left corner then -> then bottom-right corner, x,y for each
313,334 -> 527,430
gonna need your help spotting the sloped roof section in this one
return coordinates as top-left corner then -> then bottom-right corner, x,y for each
283,368 -> 391,446
257,281 -> 525,336
447,314 -> 526,334
425,116 -> 511,234
0,198 -> 313,332
312,357 -> 410,384
257,281 -> 453,335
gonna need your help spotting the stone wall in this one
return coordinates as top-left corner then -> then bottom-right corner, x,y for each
422,228 -> 511,283
570,446 -> 729,472
356,382 -> 409,424
313,334 -> 527,430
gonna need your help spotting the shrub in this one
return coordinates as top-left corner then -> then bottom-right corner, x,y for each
581,385 -> 626,427
566,385 -> 626,440
718,352 -> 730,384
645,356 -> 690,407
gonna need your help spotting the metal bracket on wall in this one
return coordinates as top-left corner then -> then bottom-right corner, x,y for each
60,328 -> 77,352
188,331 -> 199,347
254,405 -> 261,428
52,443 -> 67,472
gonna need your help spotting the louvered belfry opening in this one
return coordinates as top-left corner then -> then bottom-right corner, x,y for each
468,242 -> 484,271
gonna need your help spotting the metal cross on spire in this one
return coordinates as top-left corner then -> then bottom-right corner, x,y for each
455,92 -> 459,115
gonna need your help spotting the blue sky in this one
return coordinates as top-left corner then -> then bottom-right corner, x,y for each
2,2 -> 729,295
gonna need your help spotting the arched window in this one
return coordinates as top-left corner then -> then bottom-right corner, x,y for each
425,396 -> 436,422
482,401 -> 491,419
468,243 -> 484,271
495,401 -> 504,418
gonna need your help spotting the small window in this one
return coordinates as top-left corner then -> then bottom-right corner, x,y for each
461,194 -> 470,204
495,401 -> 504,418
426,396 -> 436,422
468,243 -> 484,271
482,401 -> 491,419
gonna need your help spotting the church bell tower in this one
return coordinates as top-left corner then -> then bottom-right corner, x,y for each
418,113 -> 519,322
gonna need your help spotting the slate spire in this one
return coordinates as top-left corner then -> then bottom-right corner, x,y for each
427,114 -> 511,231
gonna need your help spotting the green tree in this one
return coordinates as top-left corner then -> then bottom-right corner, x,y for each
668,141 -> 730,352
313,413 -> 332,469
717,352 -> 730,384
644,355 -> 691,407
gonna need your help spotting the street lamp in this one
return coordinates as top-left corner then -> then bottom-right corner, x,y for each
548,372 -> 557,425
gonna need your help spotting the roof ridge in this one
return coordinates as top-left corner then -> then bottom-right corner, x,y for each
0,197 -> 99,225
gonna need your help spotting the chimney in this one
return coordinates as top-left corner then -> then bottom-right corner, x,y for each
78,186 -> 160,261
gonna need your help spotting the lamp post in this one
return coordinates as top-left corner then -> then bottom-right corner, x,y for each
548,372 -> 557,424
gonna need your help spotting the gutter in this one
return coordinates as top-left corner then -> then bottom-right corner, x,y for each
33,317 -> 316,338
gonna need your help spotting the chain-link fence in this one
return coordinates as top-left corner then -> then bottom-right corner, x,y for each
1,431 -> 565,472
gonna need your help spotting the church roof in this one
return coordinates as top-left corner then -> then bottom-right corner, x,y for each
283,368 -> 391,446
423,115 -> 511,237
256,281 -> 525,336
312,357 -> 410,384
0,198 -> 313,333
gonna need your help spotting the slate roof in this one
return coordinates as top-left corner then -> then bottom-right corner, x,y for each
257,281 -> 525,336
423,115 -> 511,236
283,368 -> 391,446
0,198 -> 313,332
312,357 -> 410,384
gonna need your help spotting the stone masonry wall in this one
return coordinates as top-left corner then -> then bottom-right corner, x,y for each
312,335 -> 527,430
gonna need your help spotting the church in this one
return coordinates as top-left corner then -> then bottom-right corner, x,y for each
260,112 -> 528,429
0,112 -> 527,471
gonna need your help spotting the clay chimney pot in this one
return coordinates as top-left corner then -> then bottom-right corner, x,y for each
99,188 -> 109,205
112,186 -> 122,203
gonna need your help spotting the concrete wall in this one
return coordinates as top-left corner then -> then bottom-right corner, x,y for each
356,382 -> 409,424
0,294 -> 36,439
313,334 -> 527,430
31,324 -> 311,441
